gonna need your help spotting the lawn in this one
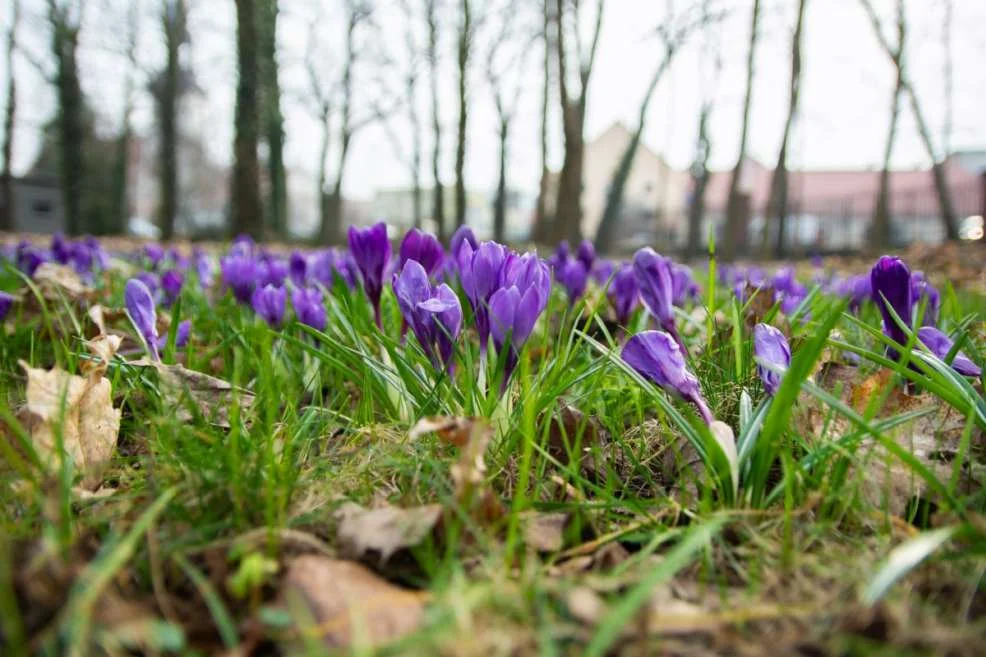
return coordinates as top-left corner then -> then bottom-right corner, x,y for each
1,230 -> 985,656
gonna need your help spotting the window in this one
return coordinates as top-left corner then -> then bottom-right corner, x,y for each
33,200 -> 53,215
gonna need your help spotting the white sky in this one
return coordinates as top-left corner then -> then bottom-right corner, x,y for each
4,0 -> 986,203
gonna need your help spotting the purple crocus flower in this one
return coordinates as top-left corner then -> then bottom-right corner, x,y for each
155,320 -> 192,351
258,257 -> 289,289
548,240 -> 570,271
51,233 -> 72,264
143,243 -> 165,269
136,271 -> 160,298
0,291 -> 15,321
917,326 -> 981,377
289,251 -> 309,287
910,272 -> 939,327
632,247 -> 687,355
592,258 -> 616,285
394,260 -> 463,371
489,284 -> 544,384
621,330 -> 713,425
557,259 -> 588,301
608,264 -> 639,326
753,323 -> 791,396
161,270 -> 183,307
399,228 -> 445,277
576,240 -> 595,271
194,250 -> 214,288
251,284 -> 287,328
230,234 -> 256,258
69,242 -> 94,275
449,225 -> 478,258
16,243 -> 47,277
221,254 -> 259,304
870,255 -> 912,352
458,241 -> 510,355
291,287 -> 327,332
348,222 -> 392,327
670,264 -> 698,307
125,278 -> 160,360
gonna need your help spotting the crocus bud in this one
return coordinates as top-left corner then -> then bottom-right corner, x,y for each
489,283 -> 546,383
125,278 -> 160,360
348,222 -> 392,327
576,239 -> 596,271
155,319 -> 192,351
671,264 -> 699,307
194,250 -> 214,288
258,257 -> 288,289
592,258 -> 616,285
633,248 -> 687,355
399,228 -> 445,277
221,253 -> 259,304
621,330 -> 712,425
608,264 -> 639,326
395,260 -> 462,371
251,284 -> 287,328
289,250 -> 309,287
753,323 -> 791,396
0,291 -> 15,322
910,272 -> 939,327
161,270 -> 183,307
870,255 -> 912,350
419,284 -> 463,372
291,287 -> 327,332
917,326 -> 981,377
449,225 -> 478,259
548,240 -> 570,271
458,241 -> 510,355
557,259 -> 588,301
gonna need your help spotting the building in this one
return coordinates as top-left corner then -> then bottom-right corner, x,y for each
0,174 -> 65,234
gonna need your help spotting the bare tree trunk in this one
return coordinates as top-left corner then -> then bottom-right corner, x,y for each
1,0 -> 20,232
492,119 -> 508,243
552,0 -> 604,245
317,108 -> 331,233
686,105 -> 711,259
595,47 -> 673,253
409,75 -> 423,230
231,0 -> 264,239
158,0 -> 184,241
532,0 -> 553,243
767,0 -> 807,258
873,72 -> 900,250
48,0 -> 87,235
259,0 -> 287,238
426,0 -> 445,241
721,0 -> 761,262
454,0 -> 471,230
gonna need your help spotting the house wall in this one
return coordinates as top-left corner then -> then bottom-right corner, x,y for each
0,178 -> 66,234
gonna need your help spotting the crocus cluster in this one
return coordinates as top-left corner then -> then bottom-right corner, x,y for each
1,233 -> 110,280
870,255 -> 980,377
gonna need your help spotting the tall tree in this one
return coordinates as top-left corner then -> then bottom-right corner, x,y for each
259,0 -> 287,238
304,29 -> 334,239
532,0 -> 553,242
720,0 -> 760,262
425,0 -> 446,240
551,0 -> 605,245
47,0 -> 87,236
157,0 -> 186,241
484,0 -> 532,243
766,0 -> 807,258
594,4 -> 708,253
108,0 -> 140,236
1,0 -> 20,231
859,0 -> 958,243
230,0 -> 264,239
453,0 -> 472,229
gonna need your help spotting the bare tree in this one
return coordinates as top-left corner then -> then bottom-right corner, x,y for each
720,0 -> 760,262
380,0 -> 425,230
106,0 -> 141,236
859,0 -> 958,243
594,2 -> 712,253
303,29 -> 335,238
765,0 -> 807,258
484,1 -> 534,243
425,0 -> 446,240
47,0 -> 87,235
259,0 -> 287,238
230,0 -> 264,239
550,0 -> 605,245
532,0 -> 553,242
1,0 -> 20,231
156,0 -> 186,241
453,0 -> 472,230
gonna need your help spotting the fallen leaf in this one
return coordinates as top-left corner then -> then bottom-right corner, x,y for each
709,420 -> 738,493
18,356 -> 121,489
335,502 -> 443,564
281,556 -> 426,649
522,511 -> 569,553
544,403 -> 604,469
131,360 -> 255,428
32,263 -> 94,302
565,586 -> 606,625
83,335 -> 123,377
408,415 -> 475,446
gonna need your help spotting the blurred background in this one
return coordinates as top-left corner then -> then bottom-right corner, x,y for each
0,0 -> 984,258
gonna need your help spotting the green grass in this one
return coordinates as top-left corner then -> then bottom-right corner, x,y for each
1,252 -> 986,656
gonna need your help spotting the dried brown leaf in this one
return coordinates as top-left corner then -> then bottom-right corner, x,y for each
131,360 -> 254,428
18,358 -> 121,489
32,263 -> 94,301
408,415 -> 475,446
545,403 -> 604,469
522,511 -> 569,553
282,556 -> 426,649
335,502 -> 443,564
